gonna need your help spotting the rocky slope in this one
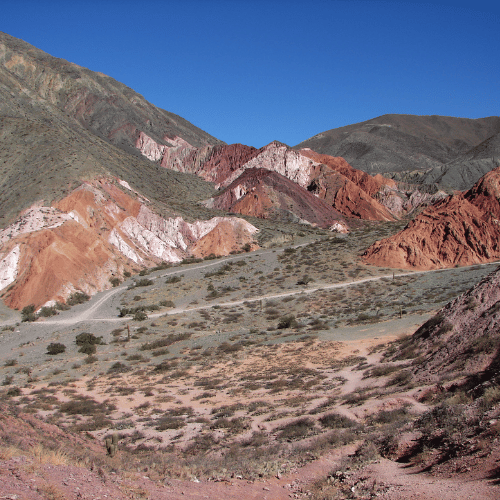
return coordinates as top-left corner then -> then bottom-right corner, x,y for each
0,179 -> 258,310
295,114 -> 500,179
420,131 -> 500,190
406,266 -> 500,383
0,32 -> 221,155
362,166 -> 500,269
203,167 -> 348,229
197,141 -> 397,222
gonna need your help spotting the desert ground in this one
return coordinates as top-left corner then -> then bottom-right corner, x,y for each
1,223 -> 500,499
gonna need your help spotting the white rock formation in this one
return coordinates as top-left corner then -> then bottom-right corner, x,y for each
0,245 -> 20,291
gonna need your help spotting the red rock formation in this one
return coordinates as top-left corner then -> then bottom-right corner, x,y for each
195,144 -> 260,185
191,219 -> 258,258
300,149 -> 395,197
363,166 -> 500,269
206,168 -> 348,228
0,179 -> 259,309
193,142 -> 395,222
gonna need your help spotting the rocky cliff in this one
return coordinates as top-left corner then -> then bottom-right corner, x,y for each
363,166 -> 500,269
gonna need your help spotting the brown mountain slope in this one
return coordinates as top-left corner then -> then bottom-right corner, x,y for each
295,114 -> 500,176
362,166 -> 500,269
0,32 -> 221,153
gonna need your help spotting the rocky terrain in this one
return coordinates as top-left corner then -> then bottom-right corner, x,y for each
0,237 -> 499,499
363,165 -> 500,269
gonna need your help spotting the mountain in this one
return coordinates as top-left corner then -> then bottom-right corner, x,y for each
199,141 -> 397,223
419,131 -> 500,190
295,114 -> 500,178
362,166 -> 500,269
0,33 -> 260,309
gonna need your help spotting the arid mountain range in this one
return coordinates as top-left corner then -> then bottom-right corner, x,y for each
1,31 -> 500,500
1,31 -> 500,308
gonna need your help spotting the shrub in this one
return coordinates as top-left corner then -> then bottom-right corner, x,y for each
109,277 -> 121,287
385,369 -> 412,387
21,304 -> 36,322
75,332 -> 103,345
134,278 -> 154,287
159,300 -> 175,308
277,417 -> 314,440
297,275 -> 313,285
78,344 -> 96,355
319,412 -> 357,428
66,291 -> 90,306
277,315 -> 298,329
6,387 -> 21,397
38,306 -> 57,317
165,275 -> 182,284
46,343 -> 66,355
133,310 -> 148,321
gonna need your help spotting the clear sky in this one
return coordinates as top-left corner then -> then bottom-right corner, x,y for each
2,0 -> 499,148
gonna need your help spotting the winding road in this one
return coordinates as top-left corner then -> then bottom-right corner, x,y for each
32,254 -> 500,327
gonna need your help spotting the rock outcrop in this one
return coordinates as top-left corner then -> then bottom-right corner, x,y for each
395,266 -> 500,383
204,167 -> 348,228
363,166 -> 500,269
193,141 -> 396,222
0,179 -> 258,309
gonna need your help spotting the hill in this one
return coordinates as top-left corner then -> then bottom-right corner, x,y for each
362,166 -> 500,269
0,33 -> 263,309
295,114 -> 500,179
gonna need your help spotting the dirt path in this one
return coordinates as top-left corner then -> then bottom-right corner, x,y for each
33,268 -> 443,326
367,458 -> 500,499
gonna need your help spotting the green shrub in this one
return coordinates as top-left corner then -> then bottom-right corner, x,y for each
66,291 -> 90,306
133,310 -> 148,321
75,332 -> 103,345
134,278 -> 154,287
277,315 -> 298,329
46,343 -> 66,355
109,277 -> 121,287
78,344 -> 96,355
21,304 -> 36,322
38,306 -> 57,317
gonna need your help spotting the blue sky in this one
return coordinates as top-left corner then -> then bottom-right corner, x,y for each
2,0 -> 499,148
